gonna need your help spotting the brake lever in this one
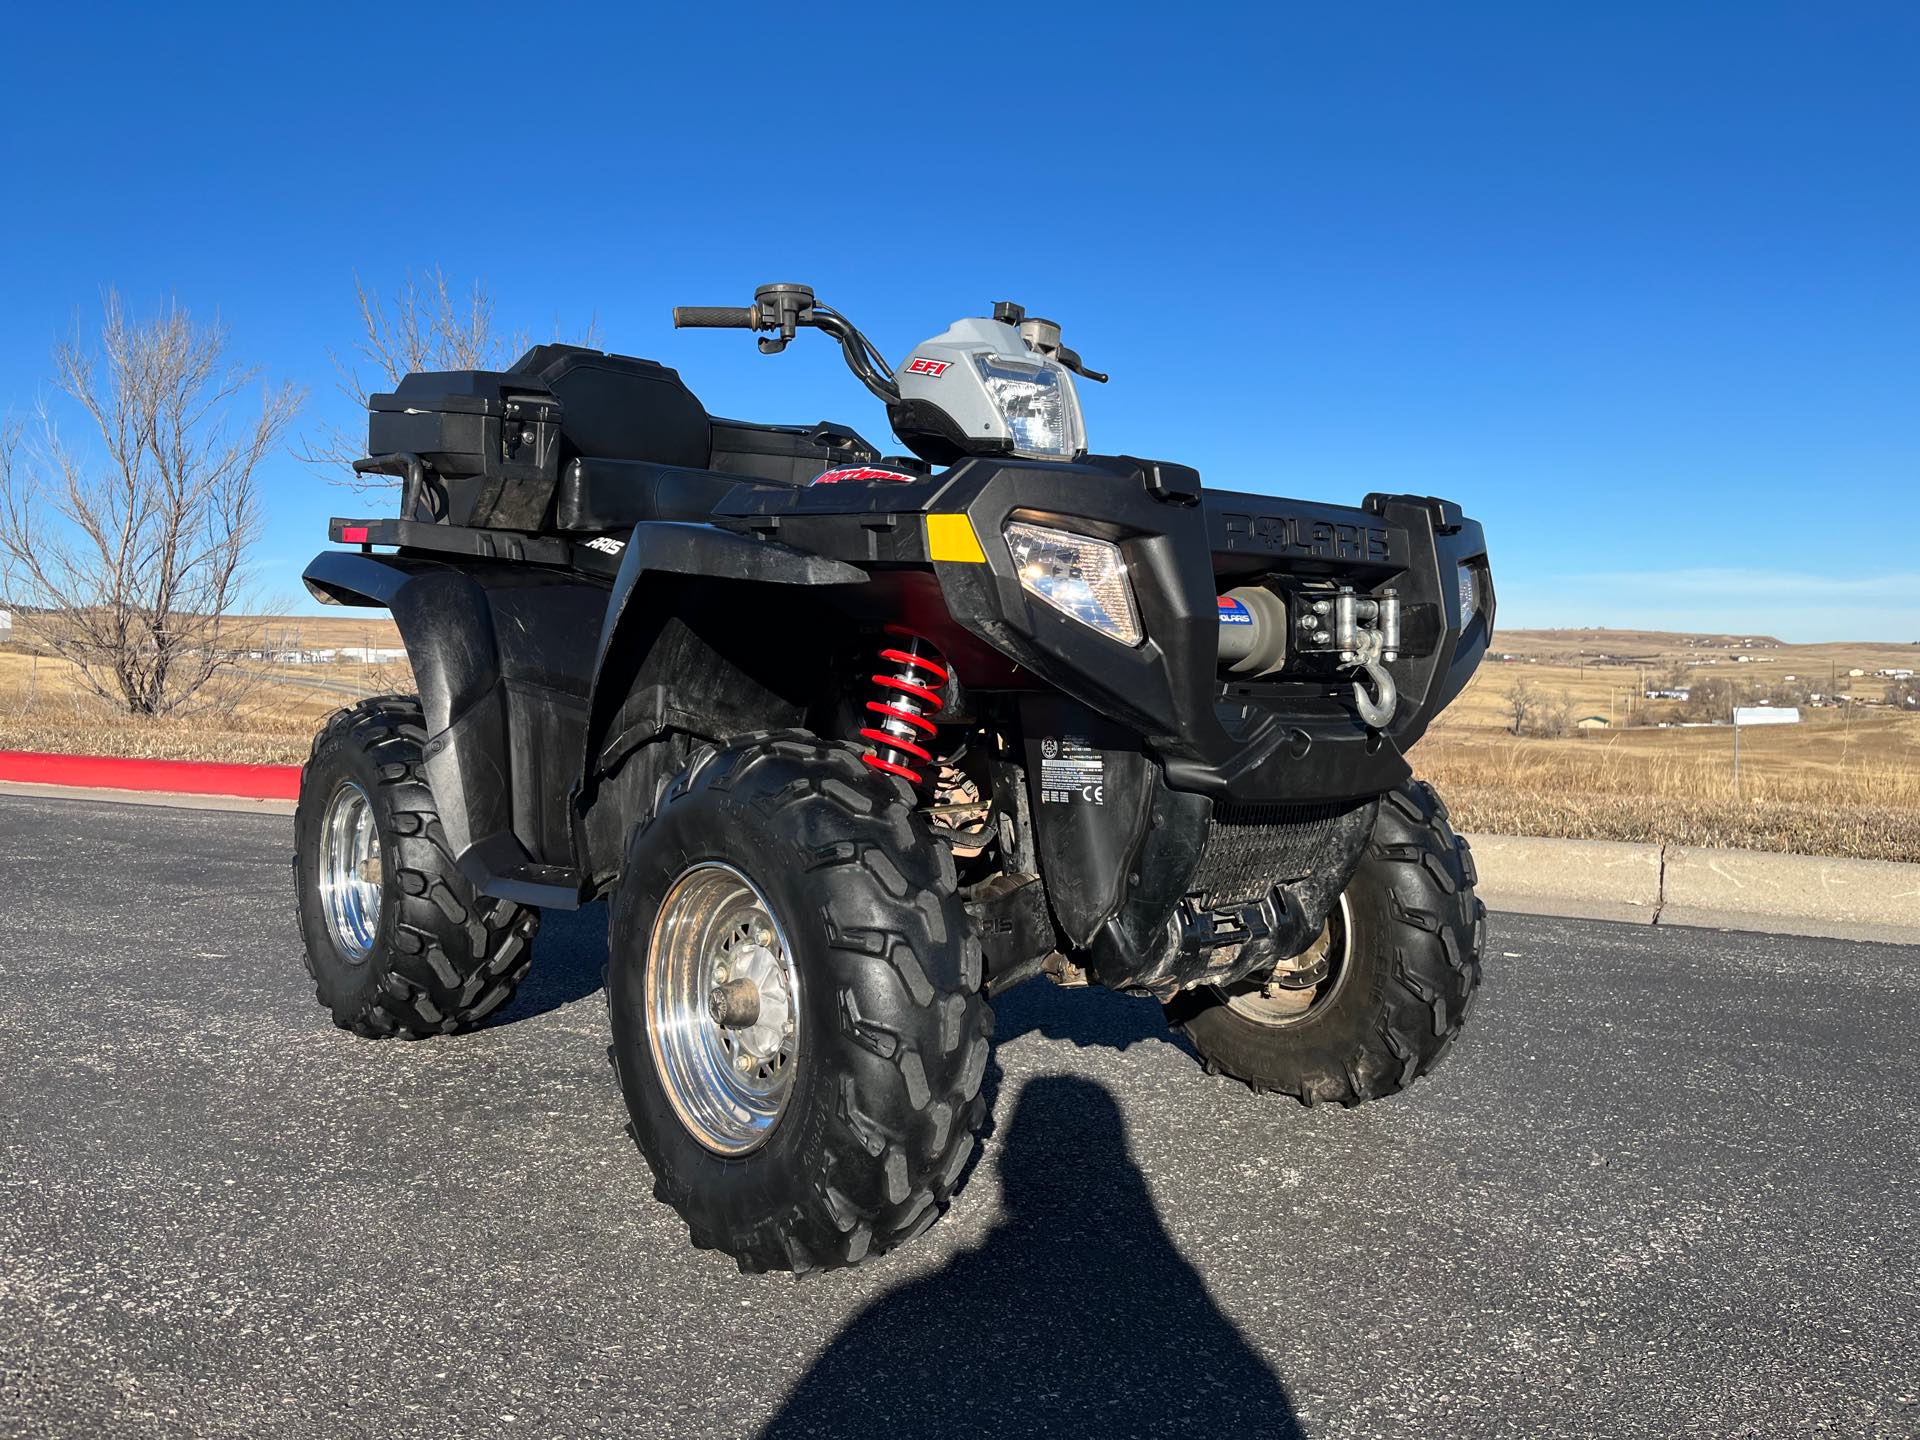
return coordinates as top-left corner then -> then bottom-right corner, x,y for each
1058,346 -> 1109,384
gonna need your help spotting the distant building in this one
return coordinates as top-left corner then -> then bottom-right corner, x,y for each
0,608 -> 11,634
1575,715 -> 1611,730
1646,687 -> 1691,701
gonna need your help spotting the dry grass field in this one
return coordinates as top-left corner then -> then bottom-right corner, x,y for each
5,619 -> 1918,861
0,637 -> 404,766
1414,629 -> 1920,861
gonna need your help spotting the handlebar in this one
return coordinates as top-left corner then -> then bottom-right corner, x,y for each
674,287 -> 900,404
672,306 -> 757,329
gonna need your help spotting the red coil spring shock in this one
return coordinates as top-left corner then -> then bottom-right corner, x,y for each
859,627 -> 950,785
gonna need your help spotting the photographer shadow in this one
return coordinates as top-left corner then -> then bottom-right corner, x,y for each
760,1074 -> 1302,1439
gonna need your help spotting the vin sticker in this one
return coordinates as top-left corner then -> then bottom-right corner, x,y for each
1038,735 -> 1106,805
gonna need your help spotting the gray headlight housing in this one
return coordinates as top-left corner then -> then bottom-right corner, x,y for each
892,317 -> 1086,463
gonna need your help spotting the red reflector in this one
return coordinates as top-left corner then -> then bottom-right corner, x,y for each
341,526 -> 369,544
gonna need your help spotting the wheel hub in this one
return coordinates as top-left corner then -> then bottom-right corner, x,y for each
318,781 -> 382,962
647,863 -> 801,1154
1221,892 -> 1353,1027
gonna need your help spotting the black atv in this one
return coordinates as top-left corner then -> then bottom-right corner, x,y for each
293,284 -> 1491,1273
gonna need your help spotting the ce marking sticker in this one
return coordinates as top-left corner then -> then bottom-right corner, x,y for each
1037,735 -> 1106,804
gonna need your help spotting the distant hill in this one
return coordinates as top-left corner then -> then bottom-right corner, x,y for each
1490,628 -> 1918,674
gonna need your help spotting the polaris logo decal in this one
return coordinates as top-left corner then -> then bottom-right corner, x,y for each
582,536 -> 626,555
905,357 -> 951,377
1218,512 -> 1394,564
1217,596 -> 1253,625
812,466 -> 920,485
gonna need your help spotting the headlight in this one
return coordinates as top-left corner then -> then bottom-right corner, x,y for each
973,355 -> 1081,459
1459,562 -> 1485,623
1004,521 -> 1142,646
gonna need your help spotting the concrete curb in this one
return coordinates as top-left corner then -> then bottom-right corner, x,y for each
0,780 -> 296,816
1466,832 -> 1920,946
3,779 -> 1915,945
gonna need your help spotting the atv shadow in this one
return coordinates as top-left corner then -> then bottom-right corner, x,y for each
759,1075 -> 1303,1439
990,970 -> 1197,1057
488,903 -> 610,1025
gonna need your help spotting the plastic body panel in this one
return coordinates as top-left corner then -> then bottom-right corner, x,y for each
305,521 -> 872,907
303,550 -> 609,907
711,456 -> 1492,805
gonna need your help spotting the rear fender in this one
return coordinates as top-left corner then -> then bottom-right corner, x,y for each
302,550 -> 604,906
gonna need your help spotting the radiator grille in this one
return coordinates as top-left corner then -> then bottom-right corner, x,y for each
1187,801 -> 1371,904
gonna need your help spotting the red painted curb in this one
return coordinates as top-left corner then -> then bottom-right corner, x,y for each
0,750 -> 301,800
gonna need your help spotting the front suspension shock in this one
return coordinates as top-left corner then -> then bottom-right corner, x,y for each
858,627 -> 949,785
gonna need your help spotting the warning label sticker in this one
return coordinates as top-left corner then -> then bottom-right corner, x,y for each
1038,735 -> 1106,805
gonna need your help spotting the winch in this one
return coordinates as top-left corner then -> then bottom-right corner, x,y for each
1215,584 -> 1402,727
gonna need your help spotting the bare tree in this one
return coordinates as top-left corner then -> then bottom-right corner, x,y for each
1504,678 -> 1539,736
300,267 -> 599,490
0,294 -> 301,717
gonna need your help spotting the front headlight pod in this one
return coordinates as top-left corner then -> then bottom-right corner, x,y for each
973,355 -> 1082,459
1003,521 -> 1142,646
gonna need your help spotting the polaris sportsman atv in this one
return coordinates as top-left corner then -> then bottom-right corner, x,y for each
294,283 -> 1491,1273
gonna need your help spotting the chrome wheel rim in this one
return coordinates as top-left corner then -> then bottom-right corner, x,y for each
646,862 -> 801,1156
319,781 -> 382,962
1220,892 -> 1355,1026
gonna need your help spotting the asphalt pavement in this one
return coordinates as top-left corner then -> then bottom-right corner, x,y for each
1,793 -> 1915,1439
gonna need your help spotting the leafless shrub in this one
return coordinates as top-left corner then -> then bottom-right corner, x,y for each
299,267 -> 600,490
0,294 -> 301,717
1504,679 -> 1574,737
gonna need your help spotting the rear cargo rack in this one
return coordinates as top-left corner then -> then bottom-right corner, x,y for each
327,516 -> 624,579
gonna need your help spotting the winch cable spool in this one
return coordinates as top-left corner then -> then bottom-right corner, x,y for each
858,627 -> 949,785
1215,587 -> 1290,676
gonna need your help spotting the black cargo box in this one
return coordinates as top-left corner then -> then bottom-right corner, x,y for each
369,371 -> 565,529
367,347 -> 714,531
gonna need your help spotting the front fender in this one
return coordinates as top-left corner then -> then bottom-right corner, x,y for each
575,523 -> 868,891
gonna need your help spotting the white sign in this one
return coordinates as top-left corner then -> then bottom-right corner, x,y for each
1734,706 -> 1800,726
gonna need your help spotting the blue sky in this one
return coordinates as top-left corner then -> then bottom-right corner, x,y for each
2,3 -> 1914,640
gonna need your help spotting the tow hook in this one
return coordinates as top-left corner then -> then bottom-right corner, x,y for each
1353,661 -> 1397,728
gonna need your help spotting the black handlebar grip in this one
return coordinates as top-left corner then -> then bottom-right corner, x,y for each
672,306 -> 756,329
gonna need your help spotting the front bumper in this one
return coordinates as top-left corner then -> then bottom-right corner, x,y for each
717,453 -> 1492,805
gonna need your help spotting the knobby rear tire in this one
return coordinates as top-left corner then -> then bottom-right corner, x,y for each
292,696 -> 540,1039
